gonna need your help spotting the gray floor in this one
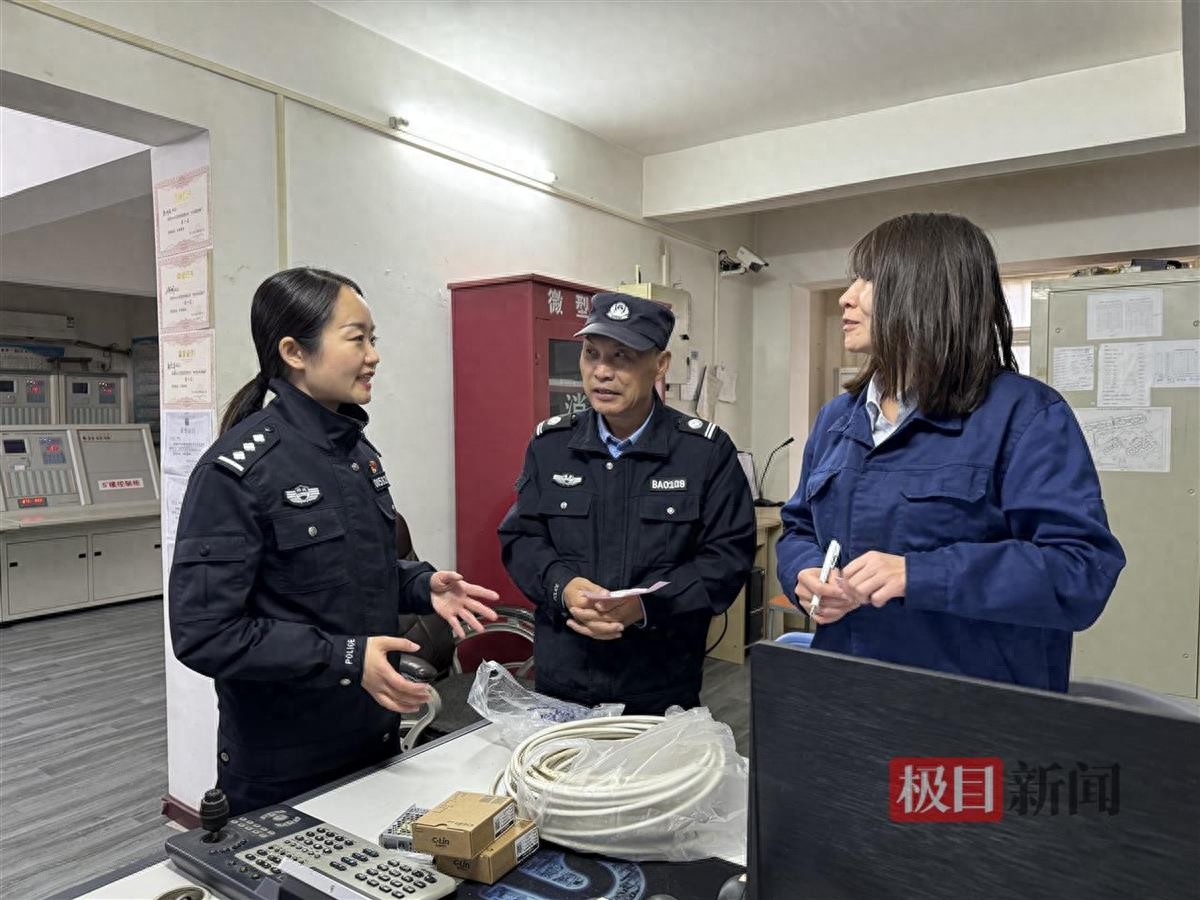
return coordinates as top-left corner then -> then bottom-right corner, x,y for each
0,598 -> 178,900
0,598 -> 751,900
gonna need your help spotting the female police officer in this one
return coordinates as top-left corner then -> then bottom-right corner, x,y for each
777,213 -> 1125,692
169,268 -> 497,813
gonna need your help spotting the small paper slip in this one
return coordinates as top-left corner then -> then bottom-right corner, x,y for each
582,581 -> 669,601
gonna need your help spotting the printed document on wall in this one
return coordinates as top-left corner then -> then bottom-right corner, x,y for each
161,330 -> 215,409
162,410 -> 214,476
163,472 -> 190,541
1097,342 -> 1151,407
158,251 -> 211,332
717,365 -> 738,403
1074,407 -> 1171,473
682,350 -> 703,401
154,167 -> 212,257
1151,340 -> 1200,388
1086,288 -> 1163,340
1051,346 -> 1095,392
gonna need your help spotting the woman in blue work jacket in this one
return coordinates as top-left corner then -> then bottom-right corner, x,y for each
169,268 -> 498,814
776,213 -> 1125,692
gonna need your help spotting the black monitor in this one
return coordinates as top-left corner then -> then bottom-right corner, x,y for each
748,642 -> 1200,900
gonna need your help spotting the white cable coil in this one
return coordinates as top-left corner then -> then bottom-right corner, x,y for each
492,713 -> 743,860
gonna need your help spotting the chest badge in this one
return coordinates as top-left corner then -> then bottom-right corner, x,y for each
651,478 -> 687,491
552,473 -> 583,487
367,459 -> 379,475
283,484 -> 322,507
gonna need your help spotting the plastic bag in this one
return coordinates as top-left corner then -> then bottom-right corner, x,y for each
514,707 -> 748,862
467,660 -> 623,748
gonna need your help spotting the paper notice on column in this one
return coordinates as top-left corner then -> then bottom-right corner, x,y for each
162,410 -> 214,476
1086,288 -> 1163,340
161,330 -> 215,409
697,366 -> 720,420
154,167 -> 212,257
1097,342 -> 1151,407
162,472 -> 190,542
1075,407 -> 1171,473
158,251 -> 211,332
1151,339 -> 1200,388
717,366 -> 738,403
1051,346 -> 1095,392
682,349 -> 703,401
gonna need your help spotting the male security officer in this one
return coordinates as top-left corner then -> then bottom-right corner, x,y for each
499,292 -> 756,715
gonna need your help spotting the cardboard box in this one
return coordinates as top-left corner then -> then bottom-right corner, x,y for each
411,792 -> 517,859
435,817 -> 539,885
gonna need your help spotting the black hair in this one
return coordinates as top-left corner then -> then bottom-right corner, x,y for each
843,212 -> 1017,417
220,267 -> 363,433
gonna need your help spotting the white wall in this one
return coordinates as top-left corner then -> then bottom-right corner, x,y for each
671,214 -> 757,449
0,196 -> 157,296
284,100 -> 738,552
46,0 -> 644,219
645,52 -> 1192,218
1,0 -> 755,810
0,107 -> 149,197
750,146 -> 1200,498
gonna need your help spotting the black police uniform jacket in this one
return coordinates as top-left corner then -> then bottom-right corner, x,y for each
498,400 -> 756,714
169,379 -> 435,783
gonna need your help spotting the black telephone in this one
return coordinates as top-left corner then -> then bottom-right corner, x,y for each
165,789 -> 455,900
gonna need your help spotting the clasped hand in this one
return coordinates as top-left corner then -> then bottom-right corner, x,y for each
563,576 -> 644,640
794,550 -> 906,625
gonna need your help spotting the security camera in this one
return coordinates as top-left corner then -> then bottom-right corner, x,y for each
736,246 -> 769,273
718,247 -> 769,276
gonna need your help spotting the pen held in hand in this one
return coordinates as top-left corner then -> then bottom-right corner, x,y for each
810,539 -> 841,617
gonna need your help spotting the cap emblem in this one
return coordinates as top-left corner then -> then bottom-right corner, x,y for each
606,302 -> 631,321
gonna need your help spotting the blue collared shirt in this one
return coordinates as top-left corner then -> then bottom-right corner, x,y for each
864,376 -> 916,447
597,408 -> 654,458
594,406 -> 657,625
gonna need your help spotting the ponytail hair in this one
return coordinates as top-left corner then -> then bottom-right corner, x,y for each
220,268 -> 363,433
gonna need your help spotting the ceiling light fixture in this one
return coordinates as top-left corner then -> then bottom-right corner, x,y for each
387,114 -> 557,187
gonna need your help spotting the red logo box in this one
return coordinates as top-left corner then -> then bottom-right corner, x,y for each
890,757 -> 1004,822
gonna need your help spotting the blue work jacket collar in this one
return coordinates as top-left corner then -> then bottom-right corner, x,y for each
568,397 -> 671,458
268,378 -> 367,452
831,388 -> 963,449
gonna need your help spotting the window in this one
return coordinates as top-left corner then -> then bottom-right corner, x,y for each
1001,278 -> 1032,374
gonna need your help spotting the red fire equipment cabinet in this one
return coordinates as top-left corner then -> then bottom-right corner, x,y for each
450,274 -> 602,610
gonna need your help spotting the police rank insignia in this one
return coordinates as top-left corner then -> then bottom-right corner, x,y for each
552,473 -> 583,487
283,484 -> 322,507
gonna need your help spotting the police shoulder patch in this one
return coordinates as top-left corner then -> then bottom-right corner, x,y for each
677,415 -> 720,441
214,420 -> 280,476
534,413 -> 577,438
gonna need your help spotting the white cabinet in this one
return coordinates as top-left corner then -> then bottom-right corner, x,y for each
93,527 -> 162,601
6,535 -> 90,615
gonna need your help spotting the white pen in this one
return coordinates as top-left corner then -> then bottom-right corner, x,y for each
810,539 -> 841,617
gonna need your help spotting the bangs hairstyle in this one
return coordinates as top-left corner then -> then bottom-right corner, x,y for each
843,213 -> 1017,417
